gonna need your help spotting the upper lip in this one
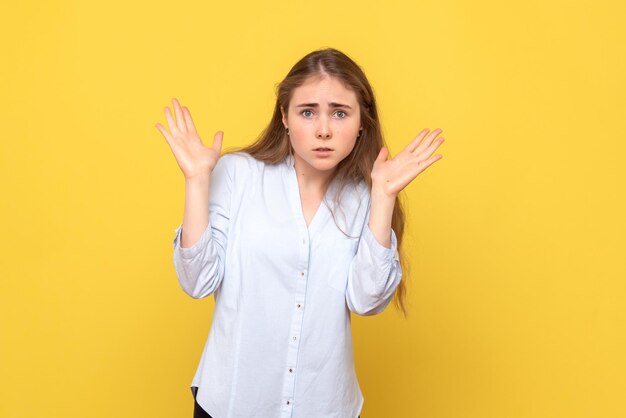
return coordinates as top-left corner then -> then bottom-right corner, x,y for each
313,147 -> 333,151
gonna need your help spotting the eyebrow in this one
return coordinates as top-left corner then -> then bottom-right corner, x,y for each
295,102 -> 353,110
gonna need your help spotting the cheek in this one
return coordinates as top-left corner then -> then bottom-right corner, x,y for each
289,126 -> 311,148
335,120 -> 360,136
337,126 -> 359,145
344,140 -> 358,155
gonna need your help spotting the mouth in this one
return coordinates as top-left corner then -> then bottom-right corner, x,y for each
313,147 -> 334,151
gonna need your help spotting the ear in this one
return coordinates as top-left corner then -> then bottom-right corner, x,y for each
280,106 -> 288,128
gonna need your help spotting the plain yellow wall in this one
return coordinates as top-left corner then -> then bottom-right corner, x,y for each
1,0 -> 624,417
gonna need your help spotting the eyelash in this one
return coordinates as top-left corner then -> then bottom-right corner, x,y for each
300,109 -> 347,119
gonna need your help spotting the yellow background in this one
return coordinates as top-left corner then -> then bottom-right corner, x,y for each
1,0 -> 624,417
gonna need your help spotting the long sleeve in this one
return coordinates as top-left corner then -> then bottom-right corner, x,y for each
345,212 -> 402,316
172,154 -> 234,299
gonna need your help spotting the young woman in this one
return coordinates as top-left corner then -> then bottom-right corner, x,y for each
155,48 -> 445,418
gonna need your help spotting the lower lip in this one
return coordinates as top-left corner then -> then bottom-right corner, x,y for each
313,149 -> 333,157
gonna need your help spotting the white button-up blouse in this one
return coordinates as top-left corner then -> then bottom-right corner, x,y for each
172,152 -> 402,418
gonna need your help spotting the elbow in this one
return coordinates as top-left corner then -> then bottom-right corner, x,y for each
177,270 -> 222,299
345,277 -> 391,316
171,224 -> 228,300
346,267 -> 401,316
347,293 -> 393,316
173,254 -> 225,299
180,282 -> 213,299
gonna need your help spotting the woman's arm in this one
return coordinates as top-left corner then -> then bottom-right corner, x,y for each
172,155 -> 233,299
346,128 -> 446,315
367,188 -> 396,249
345,198 -> 402,316
155,98 -> 229,299
180,176 -> 211,249
344,187 -> 399,316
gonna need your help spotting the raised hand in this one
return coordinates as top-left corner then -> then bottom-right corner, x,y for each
371,128 -> 445,197
155,98 -> 223,180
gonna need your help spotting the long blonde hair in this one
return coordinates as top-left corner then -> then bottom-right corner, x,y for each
228,48 -> 409,318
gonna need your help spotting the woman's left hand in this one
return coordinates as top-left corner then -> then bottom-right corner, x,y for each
371,128 -> 445,197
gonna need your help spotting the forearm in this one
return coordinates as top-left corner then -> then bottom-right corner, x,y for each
180,175 -> 211,248
367,187 -> 396,249
348,186 -> 402,316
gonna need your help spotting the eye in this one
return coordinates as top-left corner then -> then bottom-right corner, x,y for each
301,109 -> 313,118
335,110 -> 347,118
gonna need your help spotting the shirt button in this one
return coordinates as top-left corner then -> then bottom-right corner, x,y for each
297,304 -> 301,308
300,272 -> 304,276
293,336 -> 297,341
289,368 -> 293,373
286,400 -> 291,405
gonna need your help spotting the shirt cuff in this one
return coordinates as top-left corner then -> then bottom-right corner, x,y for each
172,222 -> 213,260
361,223 -> 400,263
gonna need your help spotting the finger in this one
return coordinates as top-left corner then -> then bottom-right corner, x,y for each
413,128 -> 443,155
212,131 -> 224,154
418,137 -> 445,160
182,107 -> 198,134
155,123 -> 174,147
164,107 -> 180,136
375,146 -> 389,164
415,153 -> 443,173
406,129 -> 430,153
172,98 -> 187,133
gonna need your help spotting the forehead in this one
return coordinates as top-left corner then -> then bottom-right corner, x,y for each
290,75 -> 358,105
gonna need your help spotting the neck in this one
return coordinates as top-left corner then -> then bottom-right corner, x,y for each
293,160 -> 335,193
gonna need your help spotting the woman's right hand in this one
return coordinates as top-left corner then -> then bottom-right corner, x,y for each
155,98 -> 223,180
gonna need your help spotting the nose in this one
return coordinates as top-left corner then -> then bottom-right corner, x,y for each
316,117 -> 332,139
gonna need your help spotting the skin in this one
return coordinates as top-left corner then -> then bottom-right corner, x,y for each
280,74 -> 362,190
280,74 -> 362,227
368,126 -> 444,248
155,98 -> 223,248
155,87 -> 445,249
280,74 -> 445,248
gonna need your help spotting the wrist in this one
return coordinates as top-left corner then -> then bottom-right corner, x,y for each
185,174 -> 211,187
371,183 -> 397,202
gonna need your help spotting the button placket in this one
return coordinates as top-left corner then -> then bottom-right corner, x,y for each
281,229 -> 309,416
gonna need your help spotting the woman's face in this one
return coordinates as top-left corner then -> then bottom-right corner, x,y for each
281,75 -> 361,180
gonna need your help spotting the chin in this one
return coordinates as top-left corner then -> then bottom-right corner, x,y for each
312,160 -> 339,171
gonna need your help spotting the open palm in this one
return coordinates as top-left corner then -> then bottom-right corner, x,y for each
371,128 -> 445,196
155,98 -> 223,180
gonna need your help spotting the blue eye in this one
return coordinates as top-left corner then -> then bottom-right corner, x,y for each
335,110 -> 347,118
301,110 -> 313,117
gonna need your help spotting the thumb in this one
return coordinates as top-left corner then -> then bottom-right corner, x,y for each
375,146 -> 389,164
212,131 -> 224,153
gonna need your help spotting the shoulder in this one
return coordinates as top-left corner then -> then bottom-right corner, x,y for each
216,151 -> 266,175
217,151 -> 255,167
355,178 -> 370,200
346,178 -> 371,207
331,177 -> 370,201
328,177 -> 370,217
